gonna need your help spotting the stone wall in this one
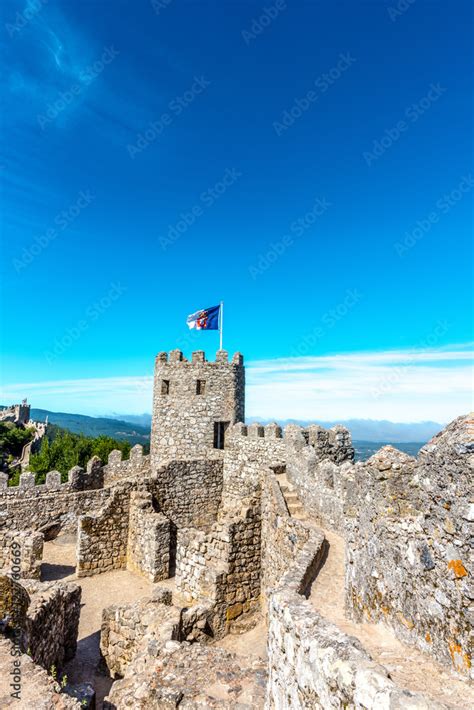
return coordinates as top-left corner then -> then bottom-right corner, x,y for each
101,592 -> 181,678
344,415 -> 473,679
260,469 -> 312,607
150,349 -> 245,463
0,531 -> 43,580
126,490 -> 170,582
176,501 -> 262,637
23,579 -> 81,671
223,422 -> 286,505
265,520 -> 448,709
103,445 -> 150,486
0,462 -> 114,535
76,482 -> 133,577
152,459 -> 224,530
285,424 -> 354,533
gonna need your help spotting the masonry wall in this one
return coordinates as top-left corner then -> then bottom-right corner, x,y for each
176,502 -> 262,637
265,516 -> 448,709
344,415 -> 473,679
23,579 -> 81,671
0,531 -> 43,580
150,349 -> 245,463
77,482 -> 133,577
260,469 -> 312,608
103,445 -> 150,486
126,490 -> 170,582
0,462 -> 113,534
285,424 -> 354,533
151,459 -> 224,530
223,422 -> 286,505
101,594 -> 181,678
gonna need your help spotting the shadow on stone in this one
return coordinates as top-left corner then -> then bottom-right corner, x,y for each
41,562 -> 76,581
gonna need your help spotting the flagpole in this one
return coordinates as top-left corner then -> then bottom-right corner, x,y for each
220,301 -> 224,350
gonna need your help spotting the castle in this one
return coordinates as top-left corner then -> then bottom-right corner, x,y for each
0,350 -> 472,709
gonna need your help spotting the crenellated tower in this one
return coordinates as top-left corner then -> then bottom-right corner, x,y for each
150,349 -> 245,464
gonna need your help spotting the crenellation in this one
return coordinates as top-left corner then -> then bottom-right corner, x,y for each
20,472 -> 35,488
46,470 -> 62,488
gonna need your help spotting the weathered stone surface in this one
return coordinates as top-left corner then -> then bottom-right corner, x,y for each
0,575 -> 30,630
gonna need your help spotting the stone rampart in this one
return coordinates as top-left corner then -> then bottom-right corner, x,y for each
345,415 -> 473,679
103,445 -> 150,485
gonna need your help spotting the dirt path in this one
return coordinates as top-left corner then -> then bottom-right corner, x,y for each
42,535 -> 153,708
310,529 -> 474,709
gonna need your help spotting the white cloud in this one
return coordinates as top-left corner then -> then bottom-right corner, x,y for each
1,344 -> 472,422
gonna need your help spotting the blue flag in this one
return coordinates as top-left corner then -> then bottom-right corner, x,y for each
187,304 -> 220,330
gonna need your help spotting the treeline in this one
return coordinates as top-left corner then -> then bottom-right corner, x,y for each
26,425 -> 132,483
0,421 -> 34,469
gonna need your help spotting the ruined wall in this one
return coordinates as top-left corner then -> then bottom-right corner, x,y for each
103,445 -> 150,486
260,469 -> 312,607
150,349 -> 245,463
285,424 -> 354,533
76,482 -> 133,577
0,462 -> 112,534
345,414 -> 473,679
223,422 -> 286,505
151,458 -> 223,530
176,502 -> 262,637
126,490 -> 170,582
101,591 -> 180,678
23,579 -> 81,671
0,531 -> 43,580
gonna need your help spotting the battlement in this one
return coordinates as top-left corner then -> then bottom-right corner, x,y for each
155,349 -> 244,365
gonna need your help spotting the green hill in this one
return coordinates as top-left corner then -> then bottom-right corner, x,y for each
30,408 -> 150,445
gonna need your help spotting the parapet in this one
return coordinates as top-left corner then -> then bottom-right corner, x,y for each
155,350 -> 244,366
229,421 -> 283,440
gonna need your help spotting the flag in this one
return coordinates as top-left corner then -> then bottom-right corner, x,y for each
186,304 -> 220,330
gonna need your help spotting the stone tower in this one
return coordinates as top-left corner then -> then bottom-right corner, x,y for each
150,349 -> 245,464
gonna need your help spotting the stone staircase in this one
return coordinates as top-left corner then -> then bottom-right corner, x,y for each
275,471 -> 307,520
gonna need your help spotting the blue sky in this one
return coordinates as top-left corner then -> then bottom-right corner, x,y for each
1,0 -> 472,422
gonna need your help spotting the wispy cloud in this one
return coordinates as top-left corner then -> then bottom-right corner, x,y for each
1,344 -> 472,423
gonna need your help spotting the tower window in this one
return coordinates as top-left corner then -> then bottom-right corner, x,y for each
161,380 -> 170,395
214,421 -> 229,450
196,380 -> 206,395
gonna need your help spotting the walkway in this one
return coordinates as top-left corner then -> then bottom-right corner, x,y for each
41,534 -> 153,708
